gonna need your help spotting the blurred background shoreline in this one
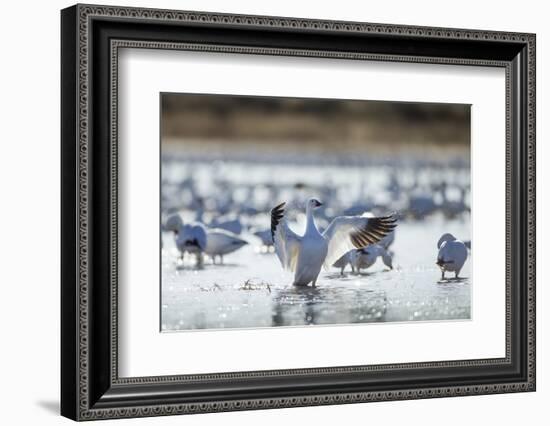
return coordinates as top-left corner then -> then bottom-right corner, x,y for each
162,93 -> 470,144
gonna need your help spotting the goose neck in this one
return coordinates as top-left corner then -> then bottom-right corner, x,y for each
305,207 -> 318,234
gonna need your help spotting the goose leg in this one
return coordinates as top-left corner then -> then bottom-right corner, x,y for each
197,253 -> 203,268
220,255 -> 224,265
340,267 -> 344,276
441,270 -> 445,280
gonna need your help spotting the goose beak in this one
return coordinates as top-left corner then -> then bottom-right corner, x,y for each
314,200 -> 323,207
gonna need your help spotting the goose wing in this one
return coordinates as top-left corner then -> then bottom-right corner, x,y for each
271,202 -> 301,272
322,213 -> 397,267
205,228 -> 247,254
180,223 -> 207,250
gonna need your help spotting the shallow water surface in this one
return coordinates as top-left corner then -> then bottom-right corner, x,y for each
161,216 -> 471,331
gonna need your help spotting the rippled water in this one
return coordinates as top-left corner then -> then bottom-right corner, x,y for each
161,215 -> 471,331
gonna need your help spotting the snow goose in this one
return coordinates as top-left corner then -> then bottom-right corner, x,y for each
271,198 -> 397,286
333,244 -> 393,275
436,233 -> 468,279
164,214 -> 207,267
176,223 -> 207,267
353,244 -> 393,272
333,251 -> 355,275
252,228 -> 273,247
407,194 -> 437,219
204,228 -> 248,264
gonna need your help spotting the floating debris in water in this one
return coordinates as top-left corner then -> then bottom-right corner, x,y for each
199,283 -> 222,292
240,279 -> 272,293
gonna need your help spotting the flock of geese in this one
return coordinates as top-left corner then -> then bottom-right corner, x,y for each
164,213 -> 248,267
163,196 -> 469,286
161,156 -> 471,286
162,161 -> 471,225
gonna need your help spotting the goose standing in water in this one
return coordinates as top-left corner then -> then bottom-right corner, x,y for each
164,214 -> 248,265
353,244 -> 393,273
204,228 -> 248,264
164,214 -> 207,267
436,233 -> 468,280
251,228 -> 275,253
177,224 -> 207,267
271,198 -> 397,286
333,250 -> 356,275
333,244 -> 393,275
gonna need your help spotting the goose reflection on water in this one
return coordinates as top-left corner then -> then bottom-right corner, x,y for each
271,285 -> 387,327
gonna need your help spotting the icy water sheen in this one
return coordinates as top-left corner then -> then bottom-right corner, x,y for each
161,215 -> 471,331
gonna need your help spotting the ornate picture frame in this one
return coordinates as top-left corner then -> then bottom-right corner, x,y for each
61,4 -> 535,421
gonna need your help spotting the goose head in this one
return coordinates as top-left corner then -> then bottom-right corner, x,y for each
437,233 -> 456,249
164,214 -> 184,234
307,198 -> 323,210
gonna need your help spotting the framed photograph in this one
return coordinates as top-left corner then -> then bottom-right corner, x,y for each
61,4 -> 536,421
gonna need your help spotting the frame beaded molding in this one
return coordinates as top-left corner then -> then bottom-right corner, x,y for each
83,382 -> 529,420
74,4 -> 535,420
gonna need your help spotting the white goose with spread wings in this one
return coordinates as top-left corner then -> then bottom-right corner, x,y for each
271,198 -> 397,286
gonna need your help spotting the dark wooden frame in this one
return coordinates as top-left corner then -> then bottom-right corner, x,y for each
61,3 -> 536,421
